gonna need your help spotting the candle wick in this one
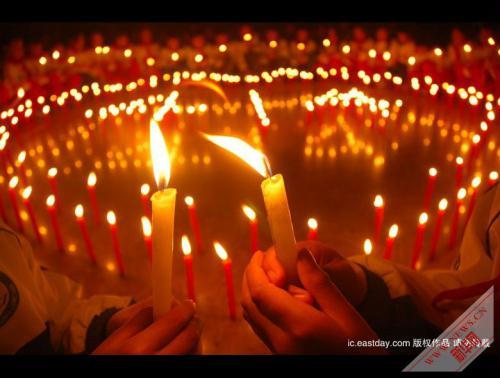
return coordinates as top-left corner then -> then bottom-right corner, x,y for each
158,177 -> 168,191
263,155 -> 273,178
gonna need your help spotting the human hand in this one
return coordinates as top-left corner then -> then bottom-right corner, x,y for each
242,249 -> 385,354
93,299 -> 200,354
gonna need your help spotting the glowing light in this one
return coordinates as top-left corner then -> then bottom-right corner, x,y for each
471,176 -> 481,188
141,183 -> 150,196
374,195 -> 384,208
388,224 -> 399,238
214,241 -> 228,261
75,204 -> 84,218
150,120 -> 171,189
8,176 -> 18,189
457,188 -> 467,200
438,198 -> 448,211
419,212 -> 429,225
307,217 -> 318,230
87,172 -> 97,187
106,211 -> 116,225
21,186 -> 32,199
242,205 -> 256,221
429,167 -> 437,177
48,167 -> 58,177
182,235 -> 192,256
46,195 -> 55,207
363,239 -> 372,256
184,196 -> 194,207
141,216 -> 152,237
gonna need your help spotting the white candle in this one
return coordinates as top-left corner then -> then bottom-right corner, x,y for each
203,133 -> 297,280
150,119 -> 176,319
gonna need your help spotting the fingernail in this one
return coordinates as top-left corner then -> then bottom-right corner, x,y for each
298,248 -> 316,265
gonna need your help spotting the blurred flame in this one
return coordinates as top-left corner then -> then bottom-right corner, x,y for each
242,205 -> 256,221
21,186 -> 32,200
87,172 -> 97,186
363,239 -> 372,255
419,212 -> 429,225
75,204 -> 84,218
46,194 -> 55,207
141,216 -> 152,237
184,196 -> 194,207
150,120 -> 171,190
106,211 -> 116,225
374,194 -> 384,208
389,224 -> 399,238
438,199 -> 448,211
307,217 -> 318,230
182,235 -> 192,256
214,241 -> 228,261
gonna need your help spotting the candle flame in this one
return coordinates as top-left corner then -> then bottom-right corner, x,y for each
455,156 -> 463,165
87,172 -> 97,187
202,133 -> 271,178
457,188 -> 467,200
181,235 -> 192,256
141,216 -> 152,237
489,171 -> 499,181
140,183 -> 150,196
106,211 -> 116,225
388,224 -> 399,238
17,150 -> 26,164
374,194 -> 384,208
471,176 -> 481,188
75,204 -> 84,218
213,241 -> 228,261
46,195 -> 55,207
363,239 -> 372,255
150,120 -> 171,190
428,167 -> 437,177
307,217 -> 318,230
184,196 -> 194,207
242,205 -> 256,221
21,186 -> 32,200
9,176 -> 18,189
419,212 -> 428,225
472,134 -> 481,144
438,198 -> 448,211
48,167 -> 58,177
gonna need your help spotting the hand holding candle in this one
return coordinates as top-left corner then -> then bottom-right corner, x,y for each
150,119 -> 177,320
203,133 -> 297,281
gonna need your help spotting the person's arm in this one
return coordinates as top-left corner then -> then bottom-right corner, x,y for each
0,223 -> 131,354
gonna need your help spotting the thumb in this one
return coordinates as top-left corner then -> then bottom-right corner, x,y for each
297,248 -> 361,326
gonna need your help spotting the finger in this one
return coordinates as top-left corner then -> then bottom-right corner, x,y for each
241,270 -> 288,352
262,247 -> 286,287
287,284 -> 314,305
93,307 -> 153,354
297,248 -> 362,328
157,319 -> 201,355
108,297 -> 153,335
246,252 -> 319,334
295,240 -> 342,266
130,300 -> 195,353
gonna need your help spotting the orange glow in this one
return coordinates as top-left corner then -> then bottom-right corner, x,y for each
75,204 -> 84,218
388,224 -> 399,238
150,120 -> 171,190
214,241 -> 228,261
457,188 -> 467,200
8,176 -> 18,189
307,217 -> 318,230
46,195 -> 55,207
419,212 -> 429,225
141,216 -> 152,237
181,235 -> 192,256
374,194 -> 384,208
471,176 -> 481,188
429,167 -> 437,177
141,183 -> 150,196
48,167 -> 58,177
87,172 -> 97,187
438,198 -> 448,211
242,205 -> 256,221
106,211 -> 116,225
363,239 -> 372,256
21,186 -> 32,200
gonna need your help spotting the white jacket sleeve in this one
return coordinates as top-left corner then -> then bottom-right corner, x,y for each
0,222 -> 131,354
350,183 -> 499,330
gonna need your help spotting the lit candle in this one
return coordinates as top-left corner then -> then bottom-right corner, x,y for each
106,211 -> 125,276
203,134 -> 297,280
383,224 -> 398,260
47,167 -> 58,198
488,171 -> 498,187
242,205 -> 259,253
448,188 -> 467,250
428,198 -> 448,261
373,194 -> 384,244
86,172 -> 100,225
363,238 -> 372,264
181,235 -> 196,302
464,176 -> 481,227
422,167 -> 438,210
8,176 -> 23,231
140,183 -> 151,216
16,151 -> 27,184
46,195 -> 64,252
21,186 -> 42,243
411,212 -> 429,270
150,119 -> 177,319
184,196 -> 203,254
214,241 -> 236,320
141,216 -> 153,264
454,157 -> 464,188
307,217 -> 318,240
75,204 -> 96,264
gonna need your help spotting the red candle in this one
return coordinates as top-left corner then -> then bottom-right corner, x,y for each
182,235 -> 196,302
373,194 -> 384,244
140,183 -> 151,217
363,238 -> 373,264
185,196 -> 203,253
448,188 -> 467,250
454,157 -> 464,188
242,205 -> 259,253
411,212 -> 429,270
464,176 -> 481,228
307,217 -> 318,241
422,167 -> 437,210
75,204 -> 96,264
466,134 -> 481,176
21,186 -> 42,243
428,199 -> 448,261
382,224 -> 398,260
16,151 -> 28,185
106,210 -> 125,276
141,216 -> 153,264
46,195 -> 64,252
47,167 -> 58,198
214,241 -> 236,320
87,172 -> 100,225
488,171 -> 498,188
7,176 -> 23,232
